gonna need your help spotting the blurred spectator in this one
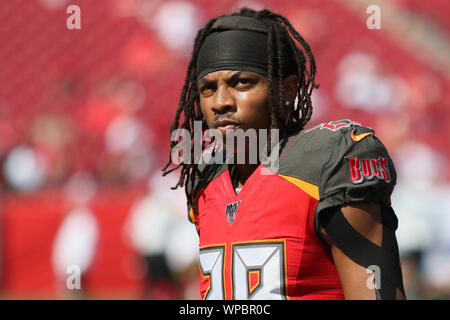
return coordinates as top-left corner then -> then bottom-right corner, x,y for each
52,206 -> 98,298
335,52 -> 409,112
392,141 -> 445,299
420,184 -> 450,299
150,1 -> 204,54
3,145 -> 47,193
124,172 -> 199,299
52,171 -> 99,298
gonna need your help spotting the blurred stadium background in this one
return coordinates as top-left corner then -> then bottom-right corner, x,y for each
0,0 -> 448,300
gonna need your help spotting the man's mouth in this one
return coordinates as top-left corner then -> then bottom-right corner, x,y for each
214,119 -> 241,136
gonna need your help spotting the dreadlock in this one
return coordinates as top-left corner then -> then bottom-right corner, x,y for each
162,8 -> 319,216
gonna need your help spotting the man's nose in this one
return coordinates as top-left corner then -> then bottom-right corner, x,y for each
213,86 -> 236,114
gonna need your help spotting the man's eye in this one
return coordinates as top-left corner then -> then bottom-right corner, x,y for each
200,85 -> 215,93
237,78 -> 251,85
236,78 -> 254,86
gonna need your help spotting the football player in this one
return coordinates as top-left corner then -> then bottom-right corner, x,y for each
163,8 -> 406,300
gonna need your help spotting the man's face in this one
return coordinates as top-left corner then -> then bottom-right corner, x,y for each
198,70 -> 271,135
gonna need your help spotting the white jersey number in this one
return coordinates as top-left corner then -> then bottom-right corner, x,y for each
199,241 -> 286,300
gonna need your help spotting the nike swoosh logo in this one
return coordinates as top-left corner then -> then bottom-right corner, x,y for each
351,130 -> 373,142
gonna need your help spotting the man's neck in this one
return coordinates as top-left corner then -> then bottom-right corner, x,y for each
235,163 -> 259,188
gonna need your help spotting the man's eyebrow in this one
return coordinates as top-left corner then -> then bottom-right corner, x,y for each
198,77 -> 214,85
199,71 -> 251,85
228,71 -> 244,82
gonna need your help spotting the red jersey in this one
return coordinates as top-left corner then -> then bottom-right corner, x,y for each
187,120 -> 397,300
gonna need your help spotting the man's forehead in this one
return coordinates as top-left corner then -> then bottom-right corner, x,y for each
199,70 -> 263,82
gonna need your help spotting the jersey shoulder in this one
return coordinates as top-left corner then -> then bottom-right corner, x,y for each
277,119 -> 396,209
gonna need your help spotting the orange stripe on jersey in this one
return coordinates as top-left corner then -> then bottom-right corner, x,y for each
277,175 -> 320,200
189,207 -> 197,223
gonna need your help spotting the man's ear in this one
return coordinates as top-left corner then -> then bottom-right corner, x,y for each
283,75 -> 298,105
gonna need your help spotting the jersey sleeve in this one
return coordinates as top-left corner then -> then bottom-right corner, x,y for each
279,120 -> 397,213
311,121 -> 398,238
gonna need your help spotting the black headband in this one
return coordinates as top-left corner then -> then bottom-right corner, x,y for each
196,15 -> 296,79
